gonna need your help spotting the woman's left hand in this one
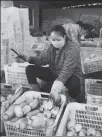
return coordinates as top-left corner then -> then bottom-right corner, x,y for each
50,80 -> 64,106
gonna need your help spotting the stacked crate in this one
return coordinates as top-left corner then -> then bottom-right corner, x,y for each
80,47 -> 102,74
19,8 -> 31,56
1,7 -> 32,66
8,7 -> 23,64
1,7 -> 10,68
85,79 -> 102,106
1,7 -> 32,87
80,46 -> 102,106
1,39 -> 8,69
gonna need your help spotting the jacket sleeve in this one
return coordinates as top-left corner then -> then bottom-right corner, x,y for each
56,48 -> 78,84
28,46 -> 51,66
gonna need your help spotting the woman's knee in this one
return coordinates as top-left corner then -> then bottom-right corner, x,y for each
68,86 -> 81,98
65,76 -> 80,98
26,65 -> 35,75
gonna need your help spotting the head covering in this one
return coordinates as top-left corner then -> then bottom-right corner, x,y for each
62,23 -> 81,43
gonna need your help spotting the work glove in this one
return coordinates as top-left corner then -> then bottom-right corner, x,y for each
50,80 -> 64,106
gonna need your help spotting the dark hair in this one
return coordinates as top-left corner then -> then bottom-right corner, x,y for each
76,21 -> 84,27
51,25 -> 66,37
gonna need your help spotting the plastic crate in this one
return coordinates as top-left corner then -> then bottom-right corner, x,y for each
56,103 -> 102,136
80,47 -> 102,74
4,63 -> 30,88
1,46 -> 7,70
4,91 -> 67,136
87,94 -> 102,107
85,79 -> 102,95
80,47 -> 102,61
82,56 -> 102,74
85,79 -> 102,106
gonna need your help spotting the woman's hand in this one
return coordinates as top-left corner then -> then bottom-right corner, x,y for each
50,80 -> 64,106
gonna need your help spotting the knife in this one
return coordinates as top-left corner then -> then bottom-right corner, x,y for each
11,48 -> 25,61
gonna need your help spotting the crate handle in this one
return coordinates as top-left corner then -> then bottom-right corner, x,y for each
85,106 -> 98,111
41,92 -> 49,98
96,81 -> 102,84
4,84 -> 12,88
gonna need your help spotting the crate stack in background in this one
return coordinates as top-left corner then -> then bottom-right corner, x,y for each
4,63 -> 30,87
1,7 -> 22,65
1,6 -> 50,87
80,46 -> 102,75
1,7 -> 12,69
1,7 -> 31,87
1,7 -> 33,66
7,7 -> 24,64
19,8 -> 31,56
1,39 -> 8,70
85,79 -> 102,106
80,45 -> 102,107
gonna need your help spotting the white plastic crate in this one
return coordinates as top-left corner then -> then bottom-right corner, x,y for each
4,63 -> 30,87
83,56 -> 102,74
85,79 -> 102,106
1,39 -> 9,69
56,103 -> 102,136
4,91 -> 67,136
80,47 -> 102,74
87,94 -> 102,107
1,48 -> 7,69
85,79 -> 102,95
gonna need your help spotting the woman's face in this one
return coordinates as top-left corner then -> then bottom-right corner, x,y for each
50,31 -> 65,49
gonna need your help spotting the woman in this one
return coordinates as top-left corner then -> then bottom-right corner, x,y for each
76,21 -> 99,39
18,25 -> 85,104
